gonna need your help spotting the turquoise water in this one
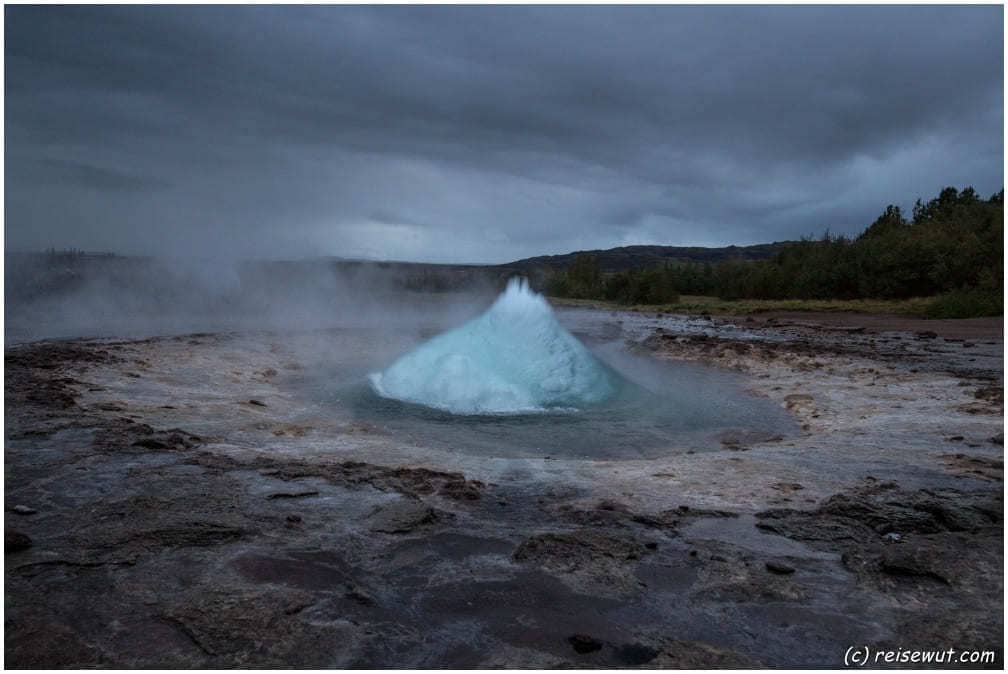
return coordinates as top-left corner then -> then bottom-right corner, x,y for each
370,279 -> 615,414
306,338 -> 794,460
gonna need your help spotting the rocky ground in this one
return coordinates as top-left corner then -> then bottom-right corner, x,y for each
4,311 -> 1004,668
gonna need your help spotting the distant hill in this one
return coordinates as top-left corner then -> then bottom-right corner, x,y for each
498,242 -> 791,273
5,242 -> 794,301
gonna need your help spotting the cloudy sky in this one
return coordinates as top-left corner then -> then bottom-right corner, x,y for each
5,5 -> 1003,263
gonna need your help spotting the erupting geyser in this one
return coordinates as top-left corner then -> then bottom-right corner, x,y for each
369,278 -> 615,414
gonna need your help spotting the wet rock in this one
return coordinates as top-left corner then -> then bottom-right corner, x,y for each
719,429 -> 784,449
693,551 -> 806,603
267,490 -> 319,500
765,561 -> 795,575
116,521 -> 248,550
513,529 -> 653,594
344,585 -> 376,606
559,500 -> 638,528
131,433 -> 199,451
665,505 -> 738,521
757,483 -> 1001,541
5,530 -> 33,553
973,386 -> 1003,402
271,424 -> 312,437
612,640 -> 661,660
95,402 -> 125,411
939,453 -> 1003,481
515,530 -> 649,567
438,479 -> 482,501
649,640 -> 761,668
231,552 -> 350,593
5,342 -> 118,413
163,587 -> 330,665
608,640 -> 657,660
191,453 -> 486,502
879,538 -> 955,584
915,330 -> 938,340
872,613 -> 1003,669
95,420 -> 202,453
783,394 -> 814,411
568,634 -> 603,654
4,610 -> 104,667
285,458 -> 476,499
755,484 -> 1001,592
366,499 -> 445,534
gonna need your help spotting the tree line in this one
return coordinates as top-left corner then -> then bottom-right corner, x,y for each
545,186 -> 1003,315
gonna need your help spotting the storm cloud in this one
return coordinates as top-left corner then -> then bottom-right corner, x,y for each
5,5 -> 1003,263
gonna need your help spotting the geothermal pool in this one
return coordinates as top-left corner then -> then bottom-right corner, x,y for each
304,351 -> 794,459
294,280 -> 795,459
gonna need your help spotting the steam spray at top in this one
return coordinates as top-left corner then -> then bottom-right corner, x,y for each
369,278 -> 615,415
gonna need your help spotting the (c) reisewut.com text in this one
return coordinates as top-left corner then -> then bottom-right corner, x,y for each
844,646 -> 998,667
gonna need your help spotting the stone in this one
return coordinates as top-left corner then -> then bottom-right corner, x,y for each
268,491 -> 319,500
568,634 -> 603,654
366,499 -> 444,534
5,530 -> 32,553
765,561 -> 795,575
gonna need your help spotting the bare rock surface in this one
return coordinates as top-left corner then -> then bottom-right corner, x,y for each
4,314 -> 1003,668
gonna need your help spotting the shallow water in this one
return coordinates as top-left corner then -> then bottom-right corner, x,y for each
301,338 -> 795,460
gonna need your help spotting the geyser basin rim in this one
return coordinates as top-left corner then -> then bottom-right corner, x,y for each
369,278 -> 616,415
339,348 -> 798,459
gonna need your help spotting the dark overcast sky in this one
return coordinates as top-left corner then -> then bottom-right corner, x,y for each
5,5 -> 1004,263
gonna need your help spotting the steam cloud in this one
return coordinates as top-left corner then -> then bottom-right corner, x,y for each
3,252 -> 499,344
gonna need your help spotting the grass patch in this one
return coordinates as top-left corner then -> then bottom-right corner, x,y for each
922,290 -> 1003,319
548,294 -> 995,318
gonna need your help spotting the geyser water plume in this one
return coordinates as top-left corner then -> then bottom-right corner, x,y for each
369,278 -> 615,414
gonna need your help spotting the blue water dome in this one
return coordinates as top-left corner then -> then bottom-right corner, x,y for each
369,278 -> 616,415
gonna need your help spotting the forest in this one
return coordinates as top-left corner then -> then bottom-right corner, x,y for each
545,186 -> 1003,317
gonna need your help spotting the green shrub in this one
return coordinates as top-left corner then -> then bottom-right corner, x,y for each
545,185 -> 1002,318
923,289 -> 1003,319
